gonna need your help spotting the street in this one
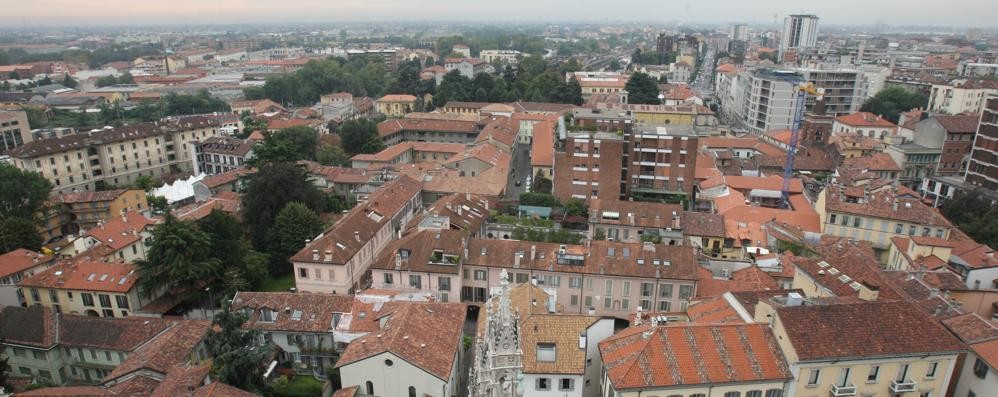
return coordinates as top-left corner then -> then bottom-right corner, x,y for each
692,45 -> 716,97
505,143 -> 533,199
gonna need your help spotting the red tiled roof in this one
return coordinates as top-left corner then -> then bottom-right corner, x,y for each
50,189 -> 129,204
599,323 -> 791,389
267,118 -> 314,130
934,114 -> 980,133
686,295 -> 744,324
20,258 -> 137,293
0,248 -> 55,278
106,320 -> 211,380
840,153 -> 900,172
834,112 -> 898,128
776,300 -> 965,361
474,117 -> 519,148
377,118 -> 478,138
377,94 -> 417,103
80,211 -> 157,251
230,291 -> 354,333
335,302 -> 467,380
530,120 -> 555,167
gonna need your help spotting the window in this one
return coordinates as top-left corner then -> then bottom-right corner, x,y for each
853,217 -> 861,227
841,215 -> 849,226
383,273 -> 394,285
366,381 -> 374,395
439,277 -> 451,291
408,386 -> 416,397
536,378 -> 550,391
660,283 -> 673,298
571,295 -> 579,306
32,350 -> 45,360
409,275 -> 422,288
260,308 -> 275,322
298,267 -> 308,278
837,367 -> 851,386
895,224 -> 903,234
807,369 -> 820,386
641,283 -> 654,297
897,363 -> 910,381
829,213 -> 837,224
104,351 -> 112,361
973,358 -> 988,379
115,295 -> 129,309
868,365 -> 879,382
98,294 -> 111,308
926,362 -> 938,378
537,343 -> 556,362
723,393 -> 741,397
569,277 -> 582,288
605,280 -> 613,295
764,390 -> 782,397
19,367 -> 30,375
559,378 -> 574,391
474,270 -> 487,280
679,285 -> 693,299
746,392 -> 762,397
657,301 -> 671,311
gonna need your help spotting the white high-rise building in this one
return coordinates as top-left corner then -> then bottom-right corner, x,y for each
730,24 -> 750,41
779,14 -> 819,58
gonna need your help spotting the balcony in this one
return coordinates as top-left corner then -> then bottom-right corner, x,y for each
830,384 -> 857,396
889,379 -> 917,393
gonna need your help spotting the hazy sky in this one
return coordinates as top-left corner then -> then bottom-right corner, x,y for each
6,0 -> 997,28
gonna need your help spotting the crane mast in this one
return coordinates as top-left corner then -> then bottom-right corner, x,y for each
781,82 -> 822,209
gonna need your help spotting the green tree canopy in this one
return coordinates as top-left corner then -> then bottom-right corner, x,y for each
0,217 -> 43,252
241,162 -> 325,252
0,164 -> 53,220
317,144 -> 350,167
563,198 -> 588,217
940,190 -> 998,249
135,215 -> 221,299
625,72 -> 662,105
520,192 -> 560,207
339,118 -> 383,155
861,87 -> 928,123
205,302 -> 272,394
267,202 -> 324,273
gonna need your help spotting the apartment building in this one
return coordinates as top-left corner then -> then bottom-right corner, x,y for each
936,114 -> 980,177
0,249 -> 57,307
886,236 -> 957,271
780,14 -> 819,59
444,58 -> 493,79
928,79 -> 998,115
479,50 -> 521,64
731,70 -> 804,133
7,116 -> 220,194
38,189 -> 148,241
966,95 -> 998,191
0,109 -> 32,152
795,67 -> 867,115
942,313 -> 998,397
570,107 -> 633,133
626,124 -> 700,202
755,298 -> 963,397
230,291 -> 354,374
194,136 -> 256,175
292,176 -> 422,294
588,199 -> 683,244
67,210 -> 157,262
377,118 -> 479,146
369,229 -> 466,303
816,185 -> 953,257
20,258 -> 154,318
599,323 -> 792,397
552,132 -> 626,203
376,94 -> 418,118
600,103 -> 717,127
0,305 -> 208,386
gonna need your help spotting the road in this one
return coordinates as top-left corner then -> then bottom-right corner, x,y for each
504,143 -> 532,199
691,45 -> 716,97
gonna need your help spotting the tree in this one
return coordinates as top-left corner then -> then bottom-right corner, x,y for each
940,190 -> 997,249
267,202 -> 324,273
0,337 -> 10,391
135,215 -> 221,299
532,170 -> 553,194
197,210 -> 269,292
519,192 -> 559,207
133,175 -> 159,191
205,302 -> 271,395
434,70 -> 472,107
0,217 -> 43,252
563,198 -> 588,217
241,162 -> 325,251
608,59 -> 621,71
0,164 -> 52,220
861,87 -> 928,123
317,144 -> 350,166
147,195 -> 168,214
339,118 -> 382,155
60,74 -> 77,89
625,72 -> 662,105
241,86 -> 265,100
250,127 -> 317,165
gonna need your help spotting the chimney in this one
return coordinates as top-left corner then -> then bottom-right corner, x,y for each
633,306 -> 643,326
395,252 -> 402,271
514,253 -> 521,269
587,307 -> 596,315
785,292 -> 803,307
530,245 -> 536,261
354,230 -> 361,242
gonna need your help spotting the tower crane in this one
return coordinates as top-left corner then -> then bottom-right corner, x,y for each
781,82 -> 823,209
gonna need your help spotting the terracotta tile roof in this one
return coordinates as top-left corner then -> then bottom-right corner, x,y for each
521,314 -> 600,374
0,248 -> 55,278
680,211 -> 725,238
148,364 -> 212,397
105,375 -> 161,395
377,94 -> 417,103
775,300 -> 965,361
686,295 -> 744,324
0,305 -> 57,348
971,339 -> 998,370
175,196 -> 241,222
106,320 -> 211,380
728,289 -> 803,315
442,101 -> 490,110
50,189 -> 129,204
823,185 -> 952,226
723,205 -> 821,234
229,99 -> 285,114
292,175 -> 421,265
590,199 -> 683,229
710,175 -> 804,193
699,137 -> 784,157
16,386 -> 117,396
397,162 -> 508,198
910,236 -> 958,248
20,258 -> 137,293
880,271 -> 964,319
8,117 -> 219,159
267,118 -> 315,130
335,302 -> 466,380
377,118 -> 478,138
530,120 -> 555,167
198,167 -> 254,189
834,112 -> 898,128
80,211 -> 157,251
599,323 -> 791,389
695,275 -> 778,298
332,386 -> 360,397
829,133 -> 886,152
465,240 -> 699,280
192,382 -> 258,397
58,315 -> 174,351
791,238 -> 902,300
507,101 -> 576,114
231,291 -> 354,333
197,136 -> 255,156
474,117 -> 518,148
934,114 -> 980,133
840,152 -> 900,172
415,193 -> 491,232
445,142 -> 511,168
370,229 -> 467,275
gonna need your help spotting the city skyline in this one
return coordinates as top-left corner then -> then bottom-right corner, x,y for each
4,0 -> 998,28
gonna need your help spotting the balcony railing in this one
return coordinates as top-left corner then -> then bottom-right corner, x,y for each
889,379 -> 917,393
830,384 -> 857,396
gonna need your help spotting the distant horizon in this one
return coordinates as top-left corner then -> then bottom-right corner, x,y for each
4,0 -> 998,30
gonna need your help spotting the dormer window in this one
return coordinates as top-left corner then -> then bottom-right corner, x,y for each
260,308 -> 275,322
537,343 -> 556,362
399,249 -> 411,260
